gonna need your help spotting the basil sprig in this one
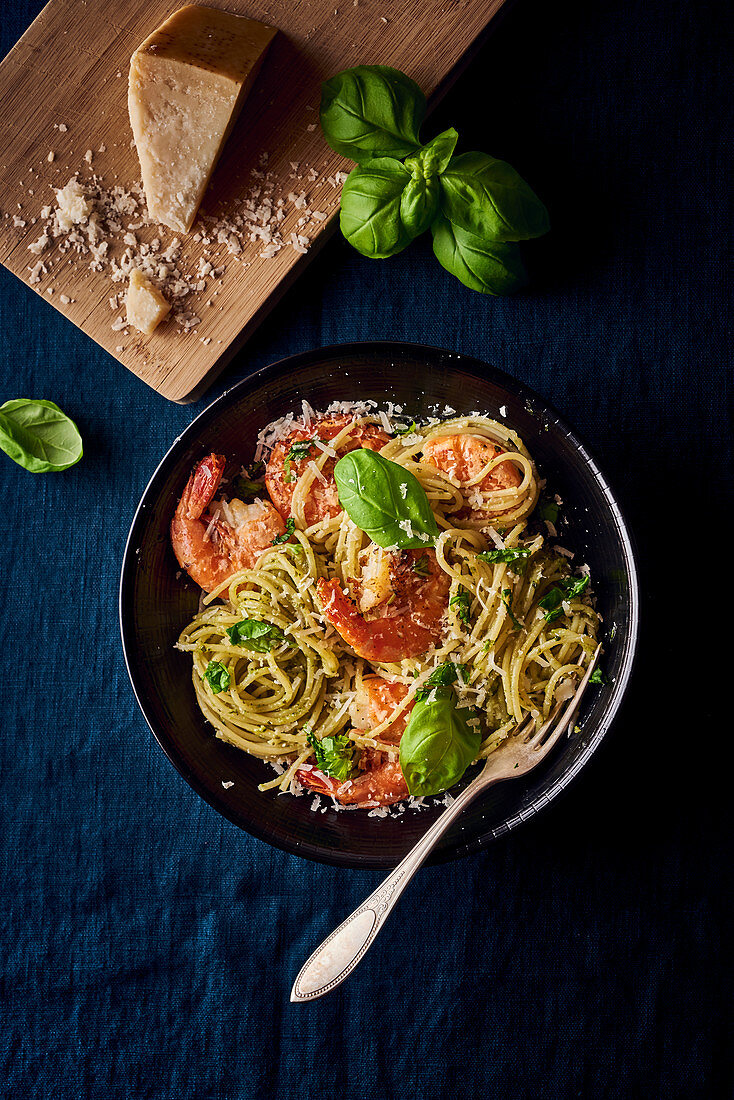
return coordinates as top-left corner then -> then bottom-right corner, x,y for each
307,730 -> 356,782
0,399 -> 83,473
399,688 -> 480,797
320,65 -> 548,295
225,619 -> 294,652
334,448 -> 439,549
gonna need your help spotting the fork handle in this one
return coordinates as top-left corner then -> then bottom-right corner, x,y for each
290,771 -> 495,1002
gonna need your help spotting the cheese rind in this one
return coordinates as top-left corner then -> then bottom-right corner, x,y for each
126,268 -> 171,335
128,5 -> 276,233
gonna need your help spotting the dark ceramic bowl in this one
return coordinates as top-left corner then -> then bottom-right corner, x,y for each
120,343 -> 639,868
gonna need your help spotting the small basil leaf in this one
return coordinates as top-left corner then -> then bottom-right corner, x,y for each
0,399 -> 83,473
431,215 -> 528,295
558,574 -> 590,600
400,174 -> 439,238
320,65 -> 426,162
340,160 -> 413,258
440,152 -> 550,242
203,660 -> 230,694
399,687 -> 480,797
538,587 -> 564,623
226,619 -> 292,652
538,500 -> 559,525
415,661 -> 467,701
334,448 -> 439,549
307,730 -> 356,782
404,127 -> 459,177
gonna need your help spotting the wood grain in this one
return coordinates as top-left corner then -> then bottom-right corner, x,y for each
0,0 -> 507,401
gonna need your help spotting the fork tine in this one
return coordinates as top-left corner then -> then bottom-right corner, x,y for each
529,643 -> 602,751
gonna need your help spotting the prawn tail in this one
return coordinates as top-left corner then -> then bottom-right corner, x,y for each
181,453 -> 226,521
295,766 -> 344,800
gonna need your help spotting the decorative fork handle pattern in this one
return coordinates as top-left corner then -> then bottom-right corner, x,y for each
290,771 -> 494,1002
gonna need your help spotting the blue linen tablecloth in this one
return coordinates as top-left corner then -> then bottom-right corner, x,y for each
1,1 -> 730,1097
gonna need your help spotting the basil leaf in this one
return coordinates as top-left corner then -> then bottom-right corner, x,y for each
272,517 -> 295,544
226,619 -> 292,652
0,399 -> 83,473
203,660 -> 230,694
307,730 -> 356,782
431,215 -> 528,295
399,687 -> 480,797
538,587 -> 564,623
334,448 -> 439,549
415,661 -> 467,701
440,152 -> 550,242
320,65 -> 426,162
477,546 -> 531,572
399,174 -> 439,239
404,127 -> 458,177
340,160 -> 412,258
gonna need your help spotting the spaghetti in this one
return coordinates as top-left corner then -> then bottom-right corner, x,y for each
175,404 -> 600,807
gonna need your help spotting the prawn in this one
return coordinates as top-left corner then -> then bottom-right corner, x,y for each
423,434 -> 521,517
265,414 -> 389,526
171,453 -> 286,592
316,546 -> 450,662
296,675 -> 413,806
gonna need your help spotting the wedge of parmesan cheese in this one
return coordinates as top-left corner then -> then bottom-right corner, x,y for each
128,5 -> 276,233
126,269 -> 171,335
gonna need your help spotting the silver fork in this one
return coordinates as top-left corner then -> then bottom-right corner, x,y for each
290,644 -> 601,1002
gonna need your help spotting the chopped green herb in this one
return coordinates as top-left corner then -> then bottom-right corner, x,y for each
501,588 -> 523,630
307,730 -> 356,782
395,420 -> 418,436
283,438 -> 321,483
477,546 -> 531,574
225,619 -> 293,652
450,587 -> 472,627
273,517 -> 296,544
412,553 -> 430,577
589,667 -> 606,684
539,573 -> 590,622
230,474 -> 264,500
538,500 -> 559,525
415,661 -> 467,701
203,660 -> 230,694
558,574 -> 590,600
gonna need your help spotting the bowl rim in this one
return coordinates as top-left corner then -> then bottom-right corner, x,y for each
119,340 -> 640,866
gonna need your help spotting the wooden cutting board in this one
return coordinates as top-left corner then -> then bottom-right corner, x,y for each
0,0 -> 507,401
